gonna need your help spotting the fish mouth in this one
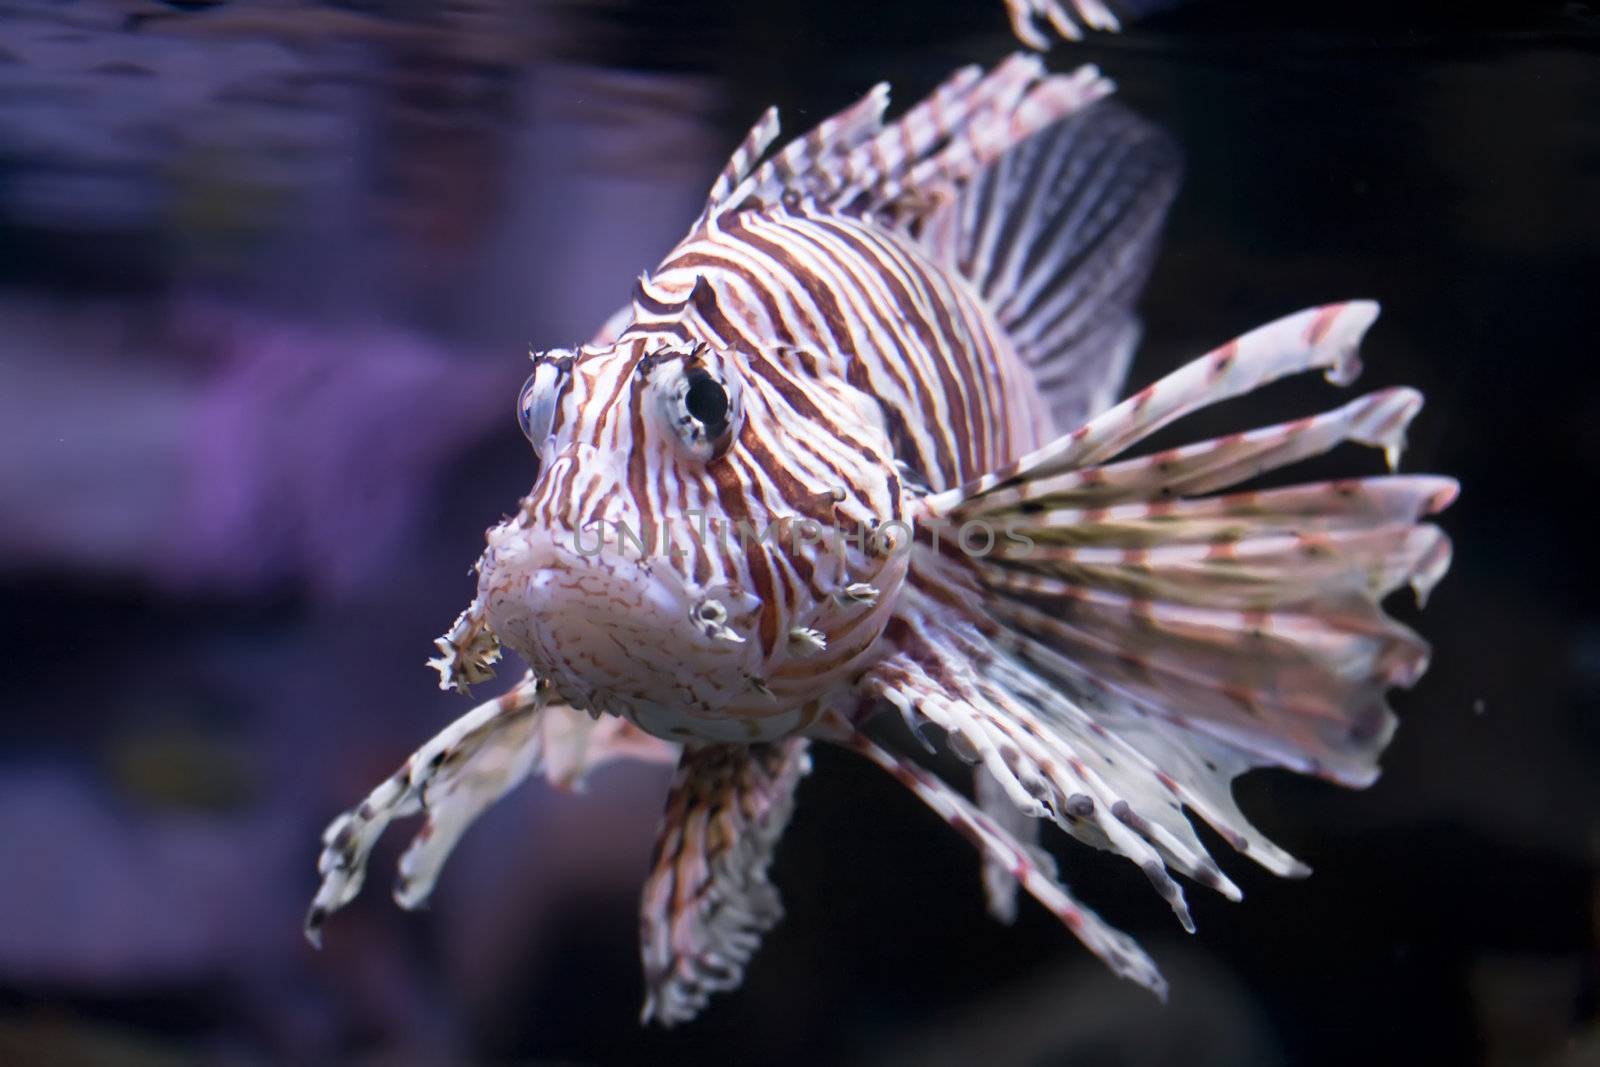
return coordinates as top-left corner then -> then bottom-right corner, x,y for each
477,522 -> 762,726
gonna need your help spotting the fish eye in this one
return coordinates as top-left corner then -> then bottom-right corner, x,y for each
655,358 -> 742,462
684,369 -> 730,438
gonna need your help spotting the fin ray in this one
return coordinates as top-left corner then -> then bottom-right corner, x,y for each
305,677 -> 678,944
640,740 -> 810,1026
872,302 -> 1453,955
843,728 -> 1167,997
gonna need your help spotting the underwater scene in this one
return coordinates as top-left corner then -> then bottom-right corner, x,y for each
1,0 -> 1596,1063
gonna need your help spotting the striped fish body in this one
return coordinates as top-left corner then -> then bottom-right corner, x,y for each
475,61 -> 1145,745
639,205 -> 1061,490
308,54 -> 1456,1028
492,204 -> 1063,742
474,222 -> 924,743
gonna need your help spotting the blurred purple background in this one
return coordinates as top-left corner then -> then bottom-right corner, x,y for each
1,1 -> 1597,1064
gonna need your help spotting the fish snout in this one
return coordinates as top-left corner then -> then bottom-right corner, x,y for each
478,525 -> 761,727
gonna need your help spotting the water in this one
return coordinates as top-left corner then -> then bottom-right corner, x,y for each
1,1 -> 1596,1063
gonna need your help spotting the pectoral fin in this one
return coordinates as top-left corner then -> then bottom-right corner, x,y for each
306,675 -> 677,945
851,302 -> 1454,990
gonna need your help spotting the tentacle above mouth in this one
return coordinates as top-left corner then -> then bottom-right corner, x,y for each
475,524 -> 771,733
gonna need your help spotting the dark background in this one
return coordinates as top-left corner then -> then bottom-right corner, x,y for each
1,1 -> 1596,1064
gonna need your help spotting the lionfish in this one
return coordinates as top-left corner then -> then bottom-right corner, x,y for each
307,54 -> 1455,1024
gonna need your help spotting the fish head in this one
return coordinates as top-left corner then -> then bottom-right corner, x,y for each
476,337 -> 910,741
